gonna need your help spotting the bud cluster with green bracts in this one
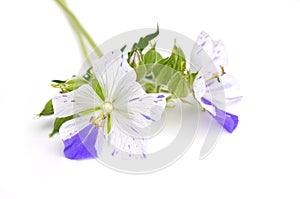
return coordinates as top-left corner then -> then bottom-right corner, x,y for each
126,26 -> 197,98
38,26 -> 198,137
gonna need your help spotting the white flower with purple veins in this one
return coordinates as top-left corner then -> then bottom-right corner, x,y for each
52,50 -> 166,159
192,31 -> 242,133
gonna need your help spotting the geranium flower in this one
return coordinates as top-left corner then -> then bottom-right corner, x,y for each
192,32 -> 242,133
52,50 -> 166,159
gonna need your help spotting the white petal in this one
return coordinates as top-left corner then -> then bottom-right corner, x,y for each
191,32 -> 228,76
195,31 -> 214,56
59,113 -> 92,140
109,119 -> 146,156
52,84 -> 102,118
193,72 -> 206,101
192,73 -> 217,115
52,92 -> 74,118
60,111 -> 104,157
202,102 -> 217,116
115,91 -> 166,129
205,74 -> 242,106
130,93 -> 166,128
92,50 -> 135,101
211,40 -> 228,69
73,84 -> 103,114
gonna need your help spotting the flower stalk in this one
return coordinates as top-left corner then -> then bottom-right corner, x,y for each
54,0 -> 103,58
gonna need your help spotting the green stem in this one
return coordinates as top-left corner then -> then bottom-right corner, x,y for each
55,0 -> 103,58
60,0 -> 92,65
75,25 -> 92,66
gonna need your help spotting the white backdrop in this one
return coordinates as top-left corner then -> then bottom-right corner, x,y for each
0,0 -> 300,198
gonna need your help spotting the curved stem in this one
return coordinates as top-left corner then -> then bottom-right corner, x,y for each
61,0 -> 92,65
75,25 -> 92,66
55,0 -> 103,58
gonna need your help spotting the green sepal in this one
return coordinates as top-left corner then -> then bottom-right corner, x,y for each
144,83 -> 156,93
152,63 -> 189,98
135,62 -> 147,81
51,77 -> 88,93
49,115 -> 74,137
39,99 -> 54,116
77,107 -> 101,117
91,78 -> 105,101
52,79 -> 66,84
143,45 -> 163,75
188,72 -> 198,90
120,45 -> 127,52
65,77 -> 88,91
164,43 -> 187,74
167,72 -> 189,98
143,45 -> 163,64
107,114 -> 111,134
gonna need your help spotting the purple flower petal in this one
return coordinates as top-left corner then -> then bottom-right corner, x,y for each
63,124 -> 100,160
201,98 -> 238,133
140,113 -> 155,121
157,94 -> 165,98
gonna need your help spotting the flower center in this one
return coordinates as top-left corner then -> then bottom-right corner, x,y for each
90,102 -> 113,127
102,101 -> 113,114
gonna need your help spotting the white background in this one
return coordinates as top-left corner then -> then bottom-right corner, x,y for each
1,0 -> 300,198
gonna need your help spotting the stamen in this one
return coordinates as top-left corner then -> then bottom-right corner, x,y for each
205,66 -> 226,84
89,102 -> 113,128
220,65 -> 226,75
205,73 -> 219,83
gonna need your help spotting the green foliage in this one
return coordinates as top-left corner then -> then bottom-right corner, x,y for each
51,77 -> 88,93
126,35 -> 191,98
49,115 -> 73,137
65,77 -> 88,90
39,99 -> 54,116
52,79 -> 66,84
135,62 -> 147,81
143,83 -> 156,93
143,45 -> 163,75
130,24 -> 159,53
39,77 -> 88,117
165,43 -> 187,74
43,24 -> 204,139
152,63 -> 189,97
91,77 -> 105,101
188,72 -> 198,90
40,77 -> 89,137
143,44 -> 163,64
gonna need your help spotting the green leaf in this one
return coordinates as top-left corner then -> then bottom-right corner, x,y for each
152,63 -> 189,97
120,45 -> 127,52
144,45 -> 163,64
165,43 -> 187,74
127,24 -> 160,62
167,72 -> 189,98
152,63 -> 177,85
143,45 -> 163,75
39,99 -> 54,116
49,115 -> 73,137
131,24 -> 159,52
